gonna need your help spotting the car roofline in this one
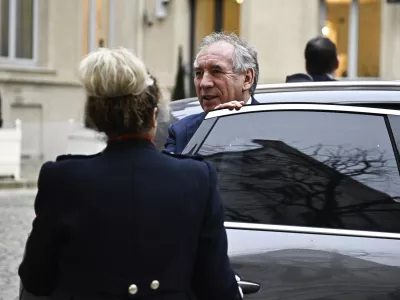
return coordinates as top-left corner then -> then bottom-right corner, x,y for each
255,81 -> 400,94
171,81 -> 400,103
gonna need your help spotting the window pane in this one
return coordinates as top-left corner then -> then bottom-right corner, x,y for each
325,0 -> 350,78
388,115 -> 400,154
358,0 -> 381,77
198,111 -> 400,233
15,0 -> 33,59
0,0 -> 9,57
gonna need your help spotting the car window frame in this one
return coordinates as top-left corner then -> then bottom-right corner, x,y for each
183,103 -> 400,240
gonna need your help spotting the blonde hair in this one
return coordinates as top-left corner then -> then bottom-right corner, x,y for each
79,47 -> 154,97
78,47 -> 169,136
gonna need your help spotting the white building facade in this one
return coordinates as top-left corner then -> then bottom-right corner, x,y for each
0,0 -> 400,163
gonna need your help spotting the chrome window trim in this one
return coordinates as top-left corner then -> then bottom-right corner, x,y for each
205,103 -> 400,119
255,81 -> 400,94
225,222 -> 400,240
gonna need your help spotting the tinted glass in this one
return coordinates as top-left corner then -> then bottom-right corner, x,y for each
198,111 -> 400,233
0,0 -> 9,57
183,118 -> 217,155
15,0 -> 33,59
388,115 -> 400,154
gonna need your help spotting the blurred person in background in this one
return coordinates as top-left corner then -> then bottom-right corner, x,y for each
18,47 -> 241,300
304,36 -> 339,81
164,32 -> 259,154
285,36 -> 339,83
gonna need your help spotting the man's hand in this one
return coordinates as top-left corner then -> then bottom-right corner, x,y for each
214,100 -> 244,111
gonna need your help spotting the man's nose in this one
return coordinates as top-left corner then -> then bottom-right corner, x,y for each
200,72 -> 214,88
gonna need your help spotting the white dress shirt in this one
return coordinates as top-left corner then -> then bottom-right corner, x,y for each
247,96 -> 254,104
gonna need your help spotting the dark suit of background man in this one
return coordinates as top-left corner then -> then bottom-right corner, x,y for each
285,36 -> 339,83
18,47 -> 241,300
164,32 -> 260,154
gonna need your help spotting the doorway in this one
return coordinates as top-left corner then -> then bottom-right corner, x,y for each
321,0 -> 381,78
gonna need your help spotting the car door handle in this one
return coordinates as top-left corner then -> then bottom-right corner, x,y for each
238,280 -> 261,294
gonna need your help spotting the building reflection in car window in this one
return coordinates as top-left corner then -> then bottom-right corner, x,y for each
198,111 -> 400,233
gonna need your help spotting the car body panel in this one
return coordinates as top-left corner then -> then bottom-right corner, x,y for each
227,228 -> 400,300
180,94 -> 400,299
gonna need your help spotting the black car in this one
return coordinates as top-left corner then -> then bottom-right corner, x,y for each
178,81 -> 400,300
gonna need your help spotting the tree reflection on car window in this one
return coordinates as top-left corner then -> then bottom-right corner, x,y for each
198,111 -> 400,233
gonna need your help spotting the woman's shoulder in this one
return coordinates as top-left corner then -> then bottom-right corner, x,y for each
160,150 -> 205,167
55,152 -> 102,163
160,150 -> 213,176
38,152 -> 103,178
161,150 -> 203,161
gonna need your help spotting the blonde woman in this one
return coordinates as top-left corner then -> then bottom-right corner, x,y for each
18,47 -> 241,300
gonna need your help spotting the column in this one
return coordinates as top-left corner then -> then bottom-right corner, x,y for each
319,0 -> 326,33
347,0 -> 359,78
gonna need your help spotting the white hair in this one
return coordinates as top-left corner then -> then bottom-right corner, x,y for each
79,47 -> 154,98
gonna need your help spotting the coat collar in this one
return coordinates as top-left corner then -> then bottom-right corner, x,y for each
104,135 -> 156,153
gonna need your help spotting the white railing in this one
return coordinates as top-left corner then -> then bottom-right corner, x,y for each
66,119 -> 106,155
0,119 -> 22,180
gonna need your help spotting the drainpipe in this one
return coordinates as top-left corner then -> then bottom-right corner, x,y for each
136,0 -> 145,58
347,0 -> 359,79
319,0 -> 326,33
89,0 -> 96,51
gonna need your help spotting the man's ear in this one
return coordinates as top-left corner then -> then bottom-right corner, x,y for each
243,68 -> 255,91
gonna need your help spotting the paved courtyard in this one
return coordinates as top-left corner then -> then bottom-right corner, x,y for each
0,189 -> 36,300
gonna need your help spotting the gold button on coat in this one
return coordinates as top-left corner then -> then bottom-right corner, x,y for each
128,284 -> 138,295
150,280 -> 160,290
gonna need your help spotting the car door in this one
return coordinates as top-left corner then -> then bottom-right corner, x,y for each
183,103 -> 400,300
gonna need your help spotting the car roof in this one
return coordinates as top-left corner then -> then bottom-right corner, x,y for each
255,80 -> 400,93
172,81 -> 400,103
255,81 -> 400,105
168,81 -> 400,121
205,102 -> 400,120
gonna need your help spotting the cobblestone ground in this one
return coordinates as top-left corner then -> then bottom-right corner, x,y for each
0,189 -> 36,300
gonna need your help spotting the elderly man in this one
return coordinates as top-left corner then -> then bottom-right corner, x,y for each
164,32 -> 259,154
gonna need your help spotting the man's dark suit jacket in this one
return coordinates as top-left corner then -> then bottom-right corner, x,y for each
165,97 -> 259,154
285,73 -> 313,83
310,74 -> 337,82
285,73 -> 337,83
18,138 -> 239,300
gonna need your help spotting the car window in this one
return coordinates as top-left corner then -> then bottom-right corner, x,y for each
198,111 -> 400,233
388,115 -> 400,154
